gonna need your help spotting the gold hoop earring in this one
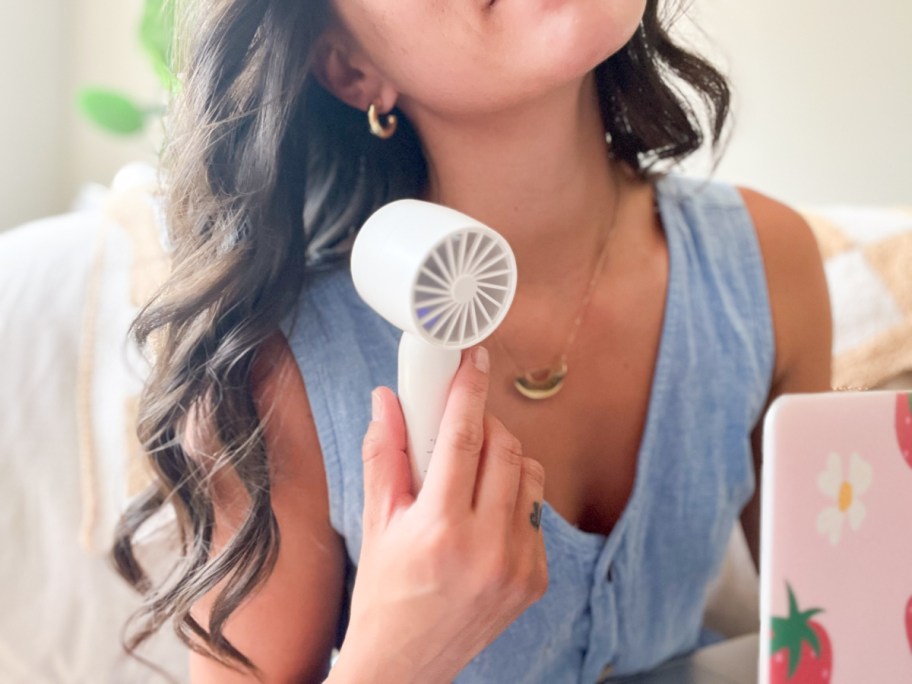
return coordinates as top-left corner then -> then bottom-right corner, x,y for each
367,103 -> 397,139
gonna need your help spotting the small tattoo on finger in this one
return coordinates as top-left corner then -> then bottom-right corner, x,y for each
530,501 -> 542,530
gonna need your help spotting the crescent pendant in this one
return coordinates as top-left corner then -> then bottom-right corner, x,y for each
513,361 -> 568,400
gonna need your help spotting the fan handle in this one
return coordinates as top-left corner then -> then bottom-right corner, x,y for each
398,333 -> 461,491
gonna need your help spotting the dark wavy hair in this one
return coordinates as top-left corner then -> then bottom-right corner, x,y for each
112,0 -> 731,672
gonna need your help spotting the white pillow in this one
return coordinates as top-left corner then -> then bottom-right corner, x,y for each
0,198 -> 185,682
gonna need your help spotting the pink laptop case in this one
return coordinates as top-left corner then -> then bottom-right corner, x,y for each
759,391 -> 912,684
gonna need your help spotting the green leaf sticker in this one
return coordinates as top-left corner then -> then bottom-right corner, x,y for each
770,583 -> 824,677
78,89 -> 146,135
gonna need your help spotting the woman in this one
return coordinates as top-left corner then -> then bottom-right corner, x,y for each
113,0 -> 832,681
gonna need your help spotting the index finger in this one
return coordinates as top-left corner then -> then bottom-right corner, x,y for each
419,346 -> 490,512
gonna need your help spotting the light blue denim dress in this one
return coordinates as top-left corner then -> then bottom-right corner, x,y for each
282,174 -> 774,681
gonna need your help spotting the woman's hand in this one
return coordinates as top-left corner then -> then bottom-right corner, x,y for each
328,346 -> 548,684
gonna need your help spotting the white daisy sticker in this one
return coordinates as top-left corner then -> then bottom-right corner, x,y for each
816,452 -> 873,545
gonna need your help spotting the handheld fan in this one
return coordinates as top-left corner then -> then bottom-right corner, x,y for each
351,199 -> 517,491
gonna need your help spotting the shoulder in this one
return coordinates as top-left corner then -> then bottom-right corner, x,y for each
737,187 -> 819,268
251,331 -> 331,501
251,330 -> 308,406
187,332 -> 347,680
736,187 -> 832,394
189,330 -> 337,534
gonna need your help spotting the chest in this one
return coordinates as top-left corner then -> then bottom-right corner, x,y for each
485,266 -> 668,537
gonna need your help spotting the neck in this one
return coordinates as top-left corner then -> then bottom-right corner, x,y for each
403,73 -> 621,291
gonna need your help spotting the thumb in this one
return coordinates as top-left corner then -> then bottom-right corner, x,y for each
361,387 -> 413,530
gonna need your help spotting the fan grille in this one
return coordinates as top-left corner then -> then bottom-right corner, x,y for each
413,229 -> 514,346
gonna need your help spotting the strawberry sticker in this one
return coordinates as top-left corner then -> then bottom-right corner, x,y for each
896,393 -> 912,469
770,584 -> 832,683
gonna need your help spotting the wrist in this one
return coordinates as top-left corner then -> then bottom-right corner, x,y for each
326,636 -> 457,684
325,647 -> 416,684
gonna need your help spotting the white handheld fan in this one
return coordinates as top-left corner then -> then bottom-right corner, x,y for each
351,200 -> 517,491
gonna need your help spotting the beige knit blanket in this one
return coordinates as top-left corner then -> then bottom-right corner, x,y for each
801,206 -> 912,389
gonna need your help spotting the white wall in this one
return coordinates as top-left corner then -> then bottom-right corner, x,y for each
1,0 -> 909,233
0,1 -> 159,232
686,0 -> 912,206
66,0 -> 162,204
0,2 -> 70,231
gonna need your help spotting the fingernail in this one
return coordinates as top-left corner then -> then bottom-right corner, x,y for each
472,346 -> 490,374
371,389 -> 383,420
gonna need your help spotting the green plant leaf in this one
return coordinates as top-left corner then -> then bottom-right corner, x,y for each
139,0 -> 177,91
78,89 -> 146,135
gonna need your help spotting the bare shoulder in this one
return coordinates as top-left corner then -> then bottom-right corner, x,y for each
252,330 -> 342,512
194,331 -> 336,527
251,329 -> 310,411
190,330 -> 347,683
738,187 -> 818,261
737,187 -> 832,394
251,330 -> 327,490
736,188 -> 833,565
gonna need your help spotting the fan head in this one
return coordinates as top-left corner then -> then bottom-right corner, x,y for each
412,228 -> 515,348
351,200 -> 517,349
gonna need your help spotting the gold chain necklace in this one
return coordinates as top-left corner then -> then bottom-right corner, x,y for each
491,174 -> 621,400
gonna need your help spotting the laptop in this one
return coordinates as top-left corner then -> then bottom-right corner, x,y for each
759,390 -> 912,683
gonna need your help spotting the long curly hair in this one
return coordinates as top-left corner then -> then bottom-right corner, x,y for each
112,0 -> 731,671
